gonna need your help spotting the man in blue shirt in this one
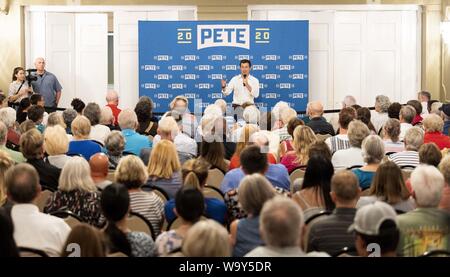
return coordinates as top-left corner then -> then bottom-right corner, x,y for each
118,109 -> 152,156
440,104 -> 450,136
30,57 -> 62,111
220,145 -> 290,193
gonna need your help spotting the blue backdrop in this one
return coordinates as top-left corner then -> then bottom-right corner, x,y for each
138,20 -> 309,113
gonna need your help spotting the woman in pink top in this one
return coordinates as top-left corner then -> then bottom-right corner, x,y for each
281,125 -> 317,173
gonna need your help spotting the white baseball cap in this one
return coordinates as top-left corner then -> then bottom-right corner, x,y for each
348,201 -> 398,236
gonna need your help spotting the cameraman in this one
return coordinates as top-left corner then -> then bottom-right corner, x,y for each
30,57 -> 62,112
8,67 -> 33,104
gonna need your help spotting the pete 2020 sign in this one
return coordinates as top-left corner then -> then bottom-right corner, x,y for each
138,21 -> 309,113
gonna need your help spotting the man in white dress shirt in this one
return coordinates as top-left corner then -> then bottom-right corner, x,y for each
7,164 -> 71,256
221,59 -> 260,109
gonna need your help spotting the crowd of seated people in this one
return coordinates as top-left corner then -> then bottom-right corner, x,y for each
1,88 -> 450,258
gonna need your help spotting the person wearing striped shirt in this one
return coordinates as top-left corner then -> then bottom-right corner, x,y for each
307,170 -> 360,256
325,107 -> 356,154
115,155 -> 165,235
389,127 -> 423,168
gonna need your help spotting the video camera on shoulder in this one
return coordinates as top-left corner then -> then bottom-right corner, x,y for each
25,69 -> 38,84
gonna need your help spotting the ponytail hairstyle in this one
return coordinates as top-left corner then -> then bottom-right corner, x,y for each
182,159 -> 209,190
100,183 -> 132,256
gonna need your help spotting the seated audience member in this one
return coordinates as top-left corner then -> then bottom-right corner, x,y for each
388,102 -> 402,120
29,94 -> 48,125
0,151 -> 14,209
382,118 -> 404,153
135,96 -> 158,136
61,223 -> 105,257
305,101 -> 335,136
221,145 -> 290,194
20,129 -> 61,190
27,105 -> 45,133
281,125 -> 317,173
100,106 -> 117,131
168,95 -> 198,138
165,158 -> 227,225
357,107 -> 377,134
71,98 -> 85,115
399,105 -> 416,141
115,155 -> 164,235
308,140 -> 333,161
118,109 -> 152,156
419,143 -> 442,167
198,114 -> 236,160
307,170 -> 360,255
292,156 -> 335,220
0,107 -> 21,147
16,97 -> 31,124
258,111 -> 281,155
371,95 -> 390,133
229,124 -> 260,169
183,219 -> 230,257
68,116 -> 102,160
43,125 -> 71,169
44,157 -> 104,227
0,121 -> 25,163
349,201 -> 400,257
440,103 -> 450,136
230,174 -> 276,257
198,131 -> 229,174
397,165 -> 450,256
0,208 -> 19,257
46,112 -> 67,131
101,183 -> 155,257
352,135 -> 384,190
429,100 -> 442,115
329,95 -> 357,132
389,127 -> 423,168
155,188 -> 204,256
62,108 -> 77,134
19,120 -> 35,134
232,105 -> 261,141
418,91 -> 431,116
357,161 -> 415,213
422,114 -> 450,150
407,100 -> 423,125
89,153 -> 112,190
104,131 -> 124,169
438,155 -> 450,213
325,107 -> 356,154
332,120 -> 370,170
271,107 -> 298,142
7,164 -> 70,256
105,90 -> 122,126
246,197 -> 328,257
146,140 -> 182,198
249,131 -> 277,160
83,102 -> 111,145
279,117 -> 304,157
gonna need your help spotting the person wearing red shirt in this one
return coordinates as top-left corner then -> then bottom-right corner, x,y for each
105,90 -> 121,126
423,114 -> 450,150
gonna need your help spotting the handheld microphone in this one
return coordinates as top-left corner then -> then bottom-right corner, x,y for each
243,74 -> 247,86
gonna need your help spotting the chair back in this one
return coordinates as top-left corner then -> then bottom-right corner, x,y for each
206,168 -> 225,189
18,247 -> 49,257
49,210 -> 83,228
289,167 -> 306,189
36,190 -> 53,212
127,211 -> 156,240
202,185 -> 225,202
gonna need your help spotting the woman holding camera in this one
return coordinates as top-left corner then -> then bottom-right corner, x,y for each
8,67 -> 32,104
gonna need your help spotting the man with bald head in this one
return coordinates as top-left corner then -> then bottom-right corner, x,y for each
30,57 -> 62,112
306,101 -> 335,136
105,90 -> 121,126
89,153 -> 112,190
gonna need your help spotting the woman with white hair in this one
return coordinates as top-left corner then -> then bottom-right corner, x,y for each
0,107 -> 20,147
44,156 -> 104,227
352,135 -> 385,190
389,127 -> 423,168
382,118 -> 404,153
397,165 -> 450,256
371,95 -> 390,133
422,114 -> 450,150
168,95 -> 198,138
183,219 -> 231,257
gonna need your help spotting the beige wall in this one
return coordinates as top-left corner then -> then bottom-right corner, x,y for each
0,0 -> 448,102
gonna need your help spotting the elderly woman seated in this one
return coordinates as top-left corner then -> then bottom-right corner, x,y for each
422,114 -> 450,150
68,115 -> 102,160
352,135 -> 385,190
389,127 -> 424,168
104,130 -> 125,169
382,118 -> 404,153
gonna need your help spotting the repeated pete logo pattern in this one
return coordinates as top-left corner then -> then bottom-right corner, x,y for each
139,21 -> 309,113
